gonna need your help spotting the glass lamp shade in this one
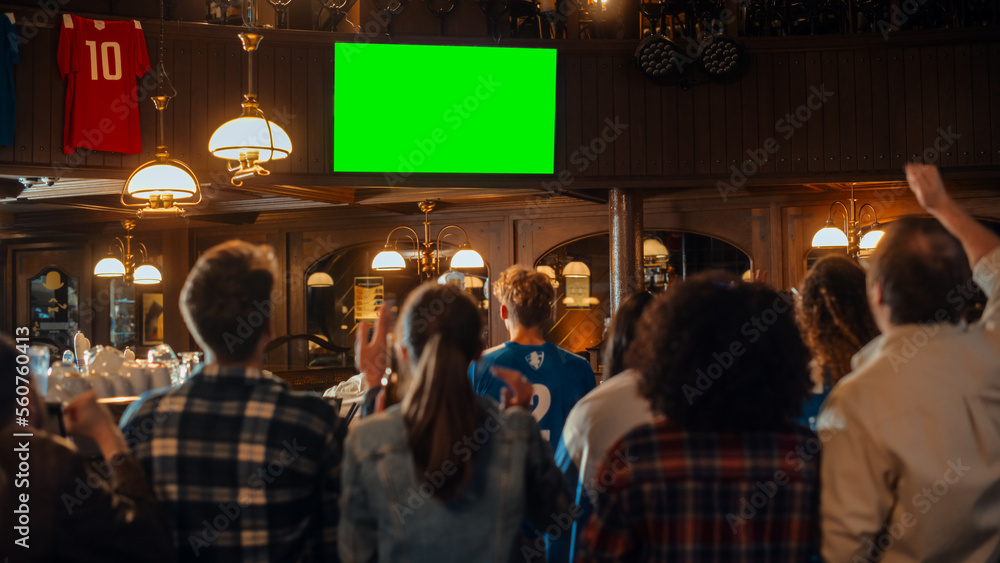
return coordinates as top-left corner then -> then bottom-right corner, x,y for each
860,229 -> 885,251
94,257 -> 126,277
307,272 -> 334,287
133,264 -> 162,285
209,116 -> 292,163
643,238 -> 669,259
451,245 -> 485,269
563,261 -> 591,278
124,160 -> 198,201
372,248 -> 406,271
811,223 -> 849,248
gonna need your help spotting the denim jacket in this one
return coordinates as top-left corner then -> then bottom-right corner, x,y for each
339,396 -> 573,563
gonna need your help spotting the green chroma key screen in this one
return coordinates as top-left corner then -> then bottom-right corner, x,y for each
334,43 -> 556,175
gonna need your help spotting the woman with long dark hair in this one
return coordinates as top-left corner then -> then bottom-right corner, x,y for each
339,283 -> 572,563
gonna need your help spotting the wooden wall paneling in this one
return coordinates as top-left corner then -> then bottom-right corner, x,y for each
31,28 -> 51,165
724,80 -> 743,177
13,29 -> 33,165
935,45 -> 957,168
787,51 -> 807,173
917,47 -> 939,163
266,230 -> 289,367
306,47 -> 325,175
579,56 -> 598,177
627,57 -> 646,176
821,50 -> 841,172
595,56 -> 614,175
162,228 -> 190,354
224,40 -> 244,165
693,82 -> 712,175
887,48 -> 907,170
755,53 -> 775,174
770,53 -> 791,173
487,218 -> 509,347
674,83 -> 694,175
612,56 -> 632,176
970,41 -> 992,166
643,76 -> 662,176
271,46 -> 292,175
709,83 -> 726,176
853,49 -> 873,171
870,48 -> 890,170
554,51 -> 567,176
804,51 -> 824,173
740,58 -> 759,177
323,46 -> 334,175
952,43 -> 975,167
564,55 -> 583,177
836,51 -> 855,172
660,78 -> 678,176
748,206 -> 769,280
187,40 -> 208,175
170,39 -> 192,164
991,41 -> 1000,166
255,43 -> 276,177
903,47 -> 923,163
286,230 -> 308,367
205,42 -> 227,179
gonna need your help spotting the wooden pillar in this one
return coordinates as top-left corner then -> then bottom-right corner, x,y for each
609,187 -> 643,315
162,228 -> 191,353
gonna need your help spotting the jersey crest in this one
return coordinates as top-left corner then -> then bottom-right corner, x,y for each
526,351 -> 545,370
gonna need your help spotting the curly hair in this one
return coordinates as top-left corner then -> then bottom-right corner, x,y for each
632,272 -> 811,432
796,255 -> 880,384
493,265 -> 555,328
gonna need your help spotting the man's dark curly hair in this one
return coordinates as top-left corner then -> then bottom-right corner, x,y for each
796,255 -> 879,384
632,272 -> 811,432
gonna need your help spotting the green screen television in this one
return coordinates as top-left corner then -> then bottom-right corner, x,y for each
334,43 -> 557,176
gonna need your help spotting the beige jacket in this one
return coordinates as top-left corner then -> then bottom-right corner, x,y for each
819,246 -> 1000,562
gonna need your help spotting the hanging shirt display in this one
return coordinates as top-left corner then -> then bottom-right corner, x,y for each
58,14 -> 150,155
0,14 -> 19,146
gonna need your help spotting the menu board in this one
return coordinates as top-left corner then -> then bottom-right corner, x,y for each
354,276 -> 384,322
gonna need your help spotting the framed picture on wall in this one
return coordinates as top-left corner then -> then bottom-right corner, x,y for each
141,293 -> 165,346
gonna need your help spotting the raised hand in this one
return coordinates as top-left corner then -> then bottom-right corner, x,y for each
492,366 -> 534,409
356,301 -> 393,391
905,163 -> 950,214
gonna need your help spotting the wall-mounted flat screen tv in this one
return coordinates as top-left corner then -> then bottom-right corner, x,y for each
334,43 -> 556,175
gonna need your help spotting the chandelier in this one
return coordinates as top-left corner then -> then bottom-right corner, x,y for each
811,184 -> 884,259
93,220 -> 162,285
372,200 -> 484,280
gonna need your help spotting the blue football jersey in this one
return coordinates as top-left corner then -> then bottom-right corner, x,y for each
469,341 -> 596,450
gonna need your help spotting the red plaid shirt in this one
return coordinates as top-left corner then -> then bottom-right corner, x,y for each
579,418 -> 819,562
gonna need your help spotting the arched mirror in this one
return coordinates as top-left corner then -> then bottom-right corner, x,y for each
535,230 -> 752,372
304,241 -> 490,367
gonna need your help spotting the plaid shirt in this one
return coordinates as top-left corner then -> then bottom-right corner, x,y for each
579,419 -> 819,563
121,364 -> 346,562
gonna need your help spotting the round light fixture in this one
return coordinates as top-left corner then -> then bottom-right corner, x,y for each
811,221 -> 849,248
307,272 -> 335,287
859,228 -> 885,251
94,257 -> 126,278
699,36 -> 743,82
633,35 -> 682,84
209,111 -> 292,164
450,244 -> 485,269
124,158 -> 199,202
372,246 -> 406,271
133,264 -> 162,285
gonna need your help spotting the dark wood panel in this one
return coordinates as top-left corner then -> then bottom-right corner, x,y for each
919,47 -> 940,164
306,47 -> 325,175
31,28 -> 51,165
612,56 -> 631,176
820,50 -> 839,172
853,49 -> 873,171
936,45 -> 957,168
953,43 -> 975,167
805,51 -> 823,173
836,51 -> 856,172
673,85 -> 692,175
692,83 -> 711,175
724,80 -> 742,177
903,47 -> 923,163
787,52 -> 807,173
595,56 -> 614,176
579,57 -> 598,177
970,42 -> 992,166
740,59 -> 759,177
271,46 -> 292,176
187,39 -> 209,175
992,41 -> 1000,166
757,52 -> 777,174
627,58 -> 645,176
643,73 -> 662,176
564,55 -> 582,176
870,48 -> 890,169
709,83 -> 726,176
887,48 -> 907,170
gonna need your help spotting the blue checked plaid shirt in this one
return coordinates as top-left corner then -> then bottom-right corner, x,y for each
121,364 -> 346,562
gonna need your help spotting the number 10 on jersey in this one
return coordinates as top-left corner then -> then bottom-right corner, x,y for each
84,41 -> 122,81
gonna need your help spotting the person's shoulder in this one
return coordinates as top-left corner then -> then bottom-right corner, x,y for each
344,408 -> 407,458
544,342 -> 592,369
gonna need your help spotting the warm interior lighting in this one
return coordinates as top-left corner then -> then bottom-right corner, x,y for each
133,264 -> 163,285
210,32 -> 292,186
643,238 -> 669,259
94,257 -> 126,277
811,221 -> 849,248
859,228 -> 885,251
464,276 -> 485,289
536,265 -> 556,279
125,160 -> 198,201
450,244 -> 485,269
563,261 -> 591,278
307,272 -> 335,287
372,246 -> 406,271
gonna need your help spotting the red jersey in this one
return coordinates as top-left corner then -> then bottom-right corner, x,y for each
58,14 -> 151,155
